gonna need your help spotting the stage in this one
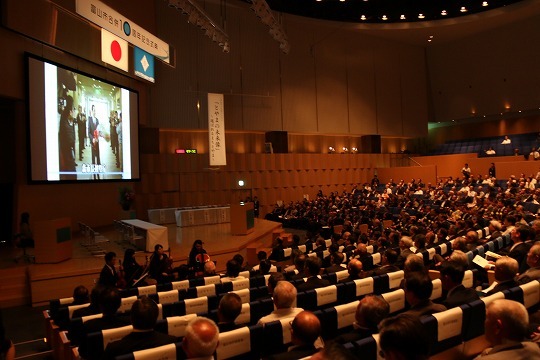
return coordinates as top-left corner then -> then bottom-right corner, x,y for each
0,218 -> 282,307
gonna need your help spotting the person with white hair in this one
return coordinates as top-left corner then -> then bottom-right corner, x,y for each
475,299 -> 540,359
258,281 -> 303,324
182,317 -> 219,359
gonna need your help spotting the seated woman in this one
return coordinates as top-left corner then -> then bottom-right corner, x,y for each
148,244 -> 174,284
123,249 -> 145,287
188,239 -> 209,276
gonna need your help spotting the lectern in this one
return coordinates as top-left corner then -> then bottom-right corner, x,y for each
230,203 -> 255,235
34,217 -> 72,263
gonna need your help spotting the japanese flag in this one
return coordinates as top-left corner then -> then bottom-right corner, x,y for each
101,28 -> 128,72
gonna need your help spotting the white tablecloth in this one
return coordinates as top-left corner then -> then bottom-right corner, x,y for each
121,219 -> 169,252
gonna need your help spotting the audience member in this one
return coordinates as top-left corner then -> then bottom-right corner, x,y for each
309,340 -> 357,360
297,257 -> 331,291
72,285 -> 89,305
403,272 -> 447,317
252,251 -> 277,272
258,281 -> 303,324
484,257 -> 519,296
222,259 -> 245,282
333,295 -> 390,344
217,293 -> 242,332
181,317 -> 219,360
475,299 -> 540,358
372,249 -> 400,276
104,297 -> 176,359
395,236 -> 415,269
379,314 -> 430,360
72,285 -> 103,318
517,244 -> 540,284
440,261 -> 479,308
267,311 -> 321,360
339,259 -> 364,283
324,252 -> 346,274
267,272 -> 286,297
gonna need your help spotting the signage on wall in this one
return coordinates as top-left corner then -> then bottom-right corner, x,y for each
208,93 -> 226,166
134,47 -> 155,83
101,29 -> 128,71
76,0 -> 171,64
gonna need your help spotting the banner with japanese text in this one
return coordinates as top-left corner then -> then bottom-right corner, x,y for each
208,93 -> 226,166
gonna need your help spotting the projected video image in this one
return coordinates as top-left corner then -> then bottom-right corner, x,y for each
27,54 -> 140,183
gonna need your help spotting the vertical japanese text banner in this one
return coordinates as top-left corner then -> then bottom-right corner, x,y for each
208,93 -> 226,166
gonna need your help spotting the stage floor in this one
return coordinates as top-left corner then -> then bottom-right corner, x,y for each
0,218 -> 282,307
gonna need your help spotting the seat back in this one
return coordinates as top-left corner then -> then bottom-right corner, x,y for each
315,285 -> 338,307
423,306 -> 465,354
381,289 -> 406,314
115,342 -> 180,360
158,290 -> 180,305
161,314 -> 197,338
216,325 -> 263,360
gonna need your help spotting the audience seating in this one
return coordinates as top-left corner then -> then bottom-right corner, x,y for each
115,342 -> 182,360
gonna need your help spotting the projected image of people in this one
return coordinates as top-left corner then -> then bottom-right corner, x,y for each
56,68 -> 125,180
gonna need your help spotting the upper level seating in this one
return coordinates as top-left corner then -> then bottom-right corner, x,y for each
429,132 -> 539,157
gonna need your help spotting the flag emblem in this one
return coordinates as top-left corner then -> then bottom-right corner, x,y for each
101,28 -> 128,72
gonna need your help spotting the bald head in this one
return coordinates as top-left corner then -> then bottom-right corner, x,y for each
273,281 -> 297,309
485,299 -> 529,345
183,317 -> 219,358
291,311 -> 321,346
347,259 -> 364,279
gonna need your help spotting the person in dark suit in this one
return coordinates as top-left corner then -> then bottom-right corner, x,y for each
517,244 -> 540,284
338,259 -> 364,283
288,254 -> 307,281
77,287 -> 129,357
217,293 -> 242,333
98,252 -> 119,288
484,257 -> 519,296
372,249 -> 400,276
379,314 -> 430,360
104,297 -> 176,359
394,236 -> 415,269
502,225 -> 532,274
72,285 -> 104,319
296,257 -> 330,292
333,295 -> 390,344
440,261 -> 479,309
324,252 -> 346,274
402,272 -> 447,317
267,311 -> 320,360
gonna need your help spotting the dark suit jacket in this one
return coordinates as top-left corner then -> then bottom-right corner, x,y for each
78,315 -> 130,358
485,279 -> 519,296
324,265 -> 346,274
104,330 -> 177,360
218,322 -> 241,333
517,267 -> 540,284
296,276 -> 331,292
402,299 -> 447,317
442,284 -> 479,309
371,265 -> 400,277
332,326 -> 373,344
98,265 -> 118,288
508,242 -> 531,274
266,344 -> 317,360
395,249 -> 414,269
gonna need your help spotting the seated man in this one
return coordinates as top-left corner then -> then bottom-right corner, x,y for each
402,272 -> 447,317
296,257 -> 330,292
324,252 -> 346,274
484,257 -> 519,296
517,244 -> 540,284
267,311 -> 321,360
258,281 -> 303,324
217,293 -> 242,332
181,317 -> 219,360
104,297 -> 176,359
440,261 -> 479,309
221,259 -> 246,282
251,251 -> 277,273
372,249 -> 400,276
339,259 -> 364,283
333,295 -> 390,344
476,299 -> 540,358
379,314 -> 430,360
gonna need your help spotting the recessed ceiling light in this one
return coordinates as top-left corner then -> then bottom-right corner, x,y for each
482,1 -> 488,6
441,10 -> 447,15
382,15 -> 388,20
429,35 -> 434,39
428,39 -> 432,42
418,13 -> 425,19
400,14 -> 406,20
460,6 -> 467,12
339,0 -> 345,2
360,14 -> 366,20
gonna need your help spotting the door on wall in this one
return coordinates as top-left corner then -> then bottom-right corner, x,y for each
0,98 -> 15,243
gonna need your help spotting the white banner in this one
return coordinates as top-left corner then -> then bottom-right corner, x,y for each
208,93 -> 226,166
76,0 -> 171,64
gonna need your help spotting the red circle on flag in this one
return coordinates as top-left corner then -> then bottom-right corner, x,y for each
110,40 -> 122,62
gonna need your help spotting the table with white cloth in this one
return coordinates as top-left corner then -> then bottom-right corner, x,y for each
121,219 -> 169,252
175,206 -> 230,227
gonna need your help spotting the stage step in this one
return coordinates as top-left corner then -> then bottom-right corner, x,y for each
0,266 -> 30,307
